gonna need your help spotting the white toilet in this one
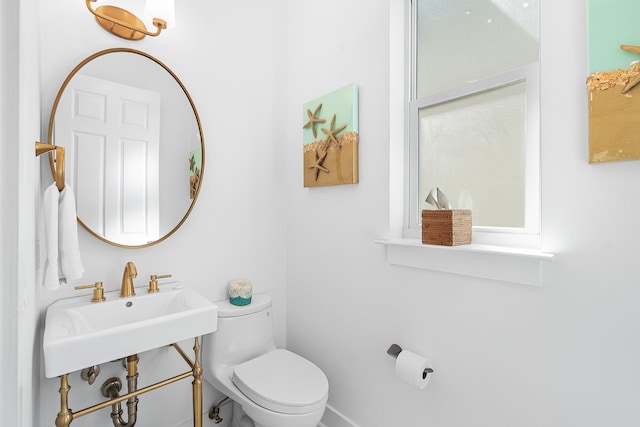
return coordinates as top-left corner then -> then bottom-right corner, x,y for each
202,294 -> 329,427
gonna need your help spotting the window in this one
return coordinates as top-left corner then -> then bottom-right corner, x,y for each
406,0 -> 540,247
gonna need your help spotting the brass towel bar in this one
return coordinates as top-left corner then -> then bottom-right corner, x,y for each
35,141 -> 65,191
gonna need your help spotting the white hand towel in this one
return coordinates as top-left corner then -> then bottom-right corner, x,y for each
36,187 -> 46,288
38,182 -> 85,289
42,183 -> 60,290
58,184 -> 84,282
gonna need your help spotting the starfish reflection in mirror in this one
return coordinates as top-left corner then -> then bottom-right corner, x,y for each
321,114 -> 347,151
303,103 -> 326,138
308,149 -> 329,181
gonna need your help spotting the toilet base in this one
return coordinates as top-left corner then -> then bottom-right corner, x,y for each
231,401 -> 255,427
228,400 -> 323,427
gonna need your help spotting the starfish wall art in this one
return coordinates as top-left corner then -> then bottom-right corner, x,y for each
587,0 -> 640,163
302,84 -> 359,187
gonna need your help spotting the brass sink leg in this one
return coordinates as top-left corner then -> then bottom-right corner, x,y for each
125,355 -> 140,427
55,374 -> 73,427
192,337 -> 202,427
52,340 -> 203,427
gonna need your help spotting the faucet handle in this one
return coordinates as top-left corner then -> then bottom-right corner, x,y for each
148,274 -> 172,293
74,282 -> 106,303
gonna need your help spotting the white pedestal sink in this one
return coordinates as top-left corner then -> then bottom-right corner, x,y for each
43,282 -> 217,378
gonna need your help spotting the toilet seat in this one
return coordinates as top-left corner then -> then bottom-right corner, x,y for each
232,349 -> 328,415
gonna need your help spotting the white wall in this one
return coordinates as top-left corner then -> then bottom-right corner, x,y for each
1,0 -> 22,424
35,1 -> 287,426
2,0 -> 41,425
285,1 -> 640,426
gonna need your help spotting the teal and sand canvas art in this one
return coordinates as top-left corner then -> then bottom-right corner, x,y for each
587,0 -> 640,163
302,84 -> 359,187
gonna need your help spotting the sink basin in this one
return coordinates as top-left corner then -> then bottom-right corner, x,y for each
43,282 -> 217,378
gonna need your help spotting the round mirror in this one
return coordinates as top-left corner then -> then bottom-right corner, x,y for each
48,48 -> 204,248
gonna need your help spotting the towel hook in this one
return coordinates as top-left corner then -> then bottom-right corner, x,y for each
35,142 -> 65,191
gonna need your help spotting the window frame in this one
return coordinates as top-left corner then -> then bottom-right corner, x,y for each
404,0 -> 541,248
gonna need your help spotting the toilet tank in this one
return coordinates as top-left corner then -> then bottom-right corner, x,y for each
205,294 -> 276,367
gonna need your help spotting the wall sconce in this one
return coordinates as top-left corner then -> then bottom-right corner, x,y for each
85,0 -> 175,40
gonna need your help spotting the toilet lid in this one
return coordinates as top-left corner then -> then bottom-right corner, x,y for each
232,349 -> 328,415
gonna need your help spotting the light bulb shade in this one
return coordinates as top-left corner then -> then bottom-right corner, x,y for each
144,0 -> 175,28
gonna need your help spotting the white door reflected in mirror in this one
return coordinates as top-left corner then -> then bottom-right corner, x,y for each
57,74 -> 161,245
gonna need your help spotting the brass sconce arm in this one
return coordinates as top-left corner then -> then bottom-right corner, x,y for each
85,0 -> 168,40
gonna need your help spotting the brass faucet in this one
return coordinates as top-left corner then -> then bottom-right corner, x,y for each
121,262 -> 138,297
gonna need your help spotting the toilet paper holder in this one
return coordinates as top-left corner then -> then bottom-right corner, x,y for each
386,344 -> 434,378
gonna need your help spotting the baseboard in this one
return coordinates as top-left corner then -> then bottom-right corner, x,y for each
320,404 -> 360,427
176,404 -> 357,427
174,410 -> 224,427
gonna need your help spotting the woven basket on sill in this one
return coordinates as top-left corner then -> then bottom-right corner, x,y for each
421,209 -> 472,246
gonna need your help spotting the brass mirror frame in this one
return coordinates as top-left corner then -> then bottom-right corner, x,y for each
47,48 -> 205,249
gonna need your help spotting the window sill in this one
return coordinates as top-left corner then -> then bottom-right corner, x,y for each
375,238 -> 555,286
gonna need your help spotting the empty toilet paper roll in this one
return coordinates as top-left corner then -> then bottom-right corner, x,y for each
394,350 -> 432,389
